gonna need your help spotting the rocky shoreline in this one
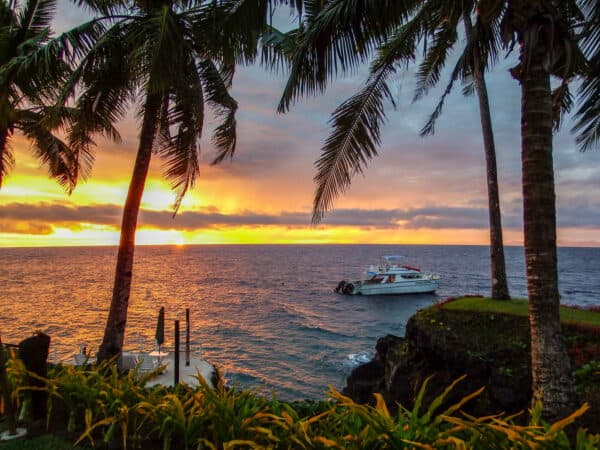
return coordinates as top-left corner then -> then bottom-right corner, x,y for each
342,301 -> 600,432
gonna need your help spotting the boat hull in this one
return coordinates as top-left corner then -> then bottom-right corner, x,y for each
353,279 -> 439,296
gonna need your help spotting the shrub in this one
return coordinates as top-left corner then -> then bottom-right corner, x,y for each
8,363 -> 600,449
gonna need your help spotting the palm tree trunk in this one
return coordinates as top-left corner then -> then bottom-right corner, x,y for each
97,93 -> 161,362
463,14 -> 510,300
517,34 -> 576,420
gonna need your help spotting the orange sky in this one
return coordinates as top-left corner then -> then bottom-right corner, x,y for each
1,4 -> 599,248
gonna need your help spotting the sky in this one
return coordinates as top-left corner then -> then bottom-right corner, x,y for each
1,3 -> 599,247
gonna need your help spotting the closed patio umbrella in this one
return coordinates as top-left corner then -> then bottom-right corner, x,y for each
155,307 -> 165,353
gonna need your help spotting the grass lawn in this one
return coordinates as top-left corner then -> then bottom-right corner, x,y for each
442,297 -> 600,328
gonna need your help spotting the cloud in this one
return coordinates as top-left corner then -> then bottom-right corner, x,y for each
0,202 -> 508,232
1,195 -> 597,240
0,220 -> 53,235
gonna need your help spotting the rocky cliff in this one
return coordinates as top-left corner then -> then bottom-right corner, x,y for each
343,300 -> 599,431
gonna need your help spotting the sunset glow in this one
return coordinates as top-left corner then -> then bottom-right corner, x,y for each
1,3 -> 599,249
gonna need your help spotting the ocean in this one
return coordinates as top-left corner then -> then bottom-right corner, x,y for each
1,244 -> 598,401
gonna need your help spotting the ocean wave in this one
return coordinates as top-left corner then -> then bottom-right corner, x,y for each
346,351 -> 373,367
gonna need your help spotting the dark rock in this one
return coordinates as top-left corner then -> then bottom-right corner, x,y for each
342,359 -> 385,405
343,306 -> 597,425
343,306 -> 600,433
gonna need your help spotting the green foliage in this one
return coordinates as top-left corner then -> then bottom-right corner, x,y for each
8,365 -> 600,449
1,348 -> 26,417
442,297 -> 600,328
15,358 -> 164,447
0,0 -> 112,190
573,361 -> 600,396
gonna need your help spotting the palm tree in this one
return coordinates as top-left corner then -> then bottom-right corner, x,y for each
275,1 -> 510,299
277,0 -> 591,419
462,12 -> 510,300
0,0 -> 99,191
418,11 -> 510,300
59,0 -> 289,362
499,0 -> 586,419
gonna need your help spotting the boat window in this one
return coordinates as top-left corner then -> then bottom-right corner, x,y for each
401,274 -> 420,279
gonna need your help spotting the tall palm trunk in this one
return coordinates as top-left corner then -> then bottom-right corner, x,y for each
517,32 -> 576,420
463,14 -> 510,300
97,93 -> 161,362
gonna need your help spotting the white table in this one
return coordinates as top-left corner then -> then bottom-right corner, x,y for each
149,350 -> 169,365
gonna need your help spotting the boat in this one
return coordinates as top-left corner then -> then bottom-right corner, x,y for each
334,255 -> 440,296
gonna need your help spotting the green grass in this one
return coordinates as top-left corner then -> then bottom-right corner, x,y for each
443,297 -> 600,328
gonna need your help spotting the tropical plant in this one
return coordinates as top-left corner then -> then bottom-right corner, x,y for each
14,363 -> 600,449
275,0 -> 596,419
0,0 -> 112,191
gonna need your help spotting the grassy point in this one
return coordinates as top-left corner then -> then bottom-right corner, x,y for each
441,297 -> 600,328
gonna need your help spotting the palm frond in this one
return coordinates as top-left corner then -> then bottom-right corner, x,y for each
197,58 -> 238,164
573,59 -> 600,151
260,25 -> 298,73
16,108 -> 78,192
420,11 -> 482,137
71,23 -> 137,133
191,0 -> 267,66
71,0 -> 130,17
0,131 -> 15,188
312,26 -> 418,224
419,53 -> 468,137
155,57 -> 207,213
572,0 -> 600,151
142,7 -> 189,93
551,80 -> 573,131
413,11 -> 461,102
54,17 -> 110,63
16,0 -> 56,39
473,8 -> 503,72
462,76 -> 475,97
278,0 -> 419,113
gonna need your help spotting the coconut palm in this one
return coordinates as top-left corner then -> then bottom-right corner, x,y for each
278,0 -> 592,419
418,11 -> 510,300
274,1 -> 510,300
69,0 -> 241,362
0,0 -> 100,190
500,0 -> 587,419
59,0 -> 298,361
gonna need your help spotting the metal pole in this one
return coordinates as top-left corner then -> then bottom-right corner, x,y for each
174,320 -> 180,385
185,308 -> 190,366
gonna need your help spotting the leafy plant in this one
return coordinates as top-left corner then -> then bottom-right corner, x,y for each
12,365 -> 600,449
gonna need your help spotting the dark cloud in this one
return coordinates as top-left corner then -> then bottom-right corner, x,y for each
0,203 -> 123,227
1,199 -> 597,236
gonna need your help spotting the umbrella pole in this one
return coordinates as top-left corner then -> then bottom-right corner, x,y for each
185,308 -> 190,366
174,320 -> 180,385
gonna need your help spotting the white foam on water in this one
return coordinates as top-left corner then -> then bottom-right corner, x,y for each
346,351 -> 373,367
